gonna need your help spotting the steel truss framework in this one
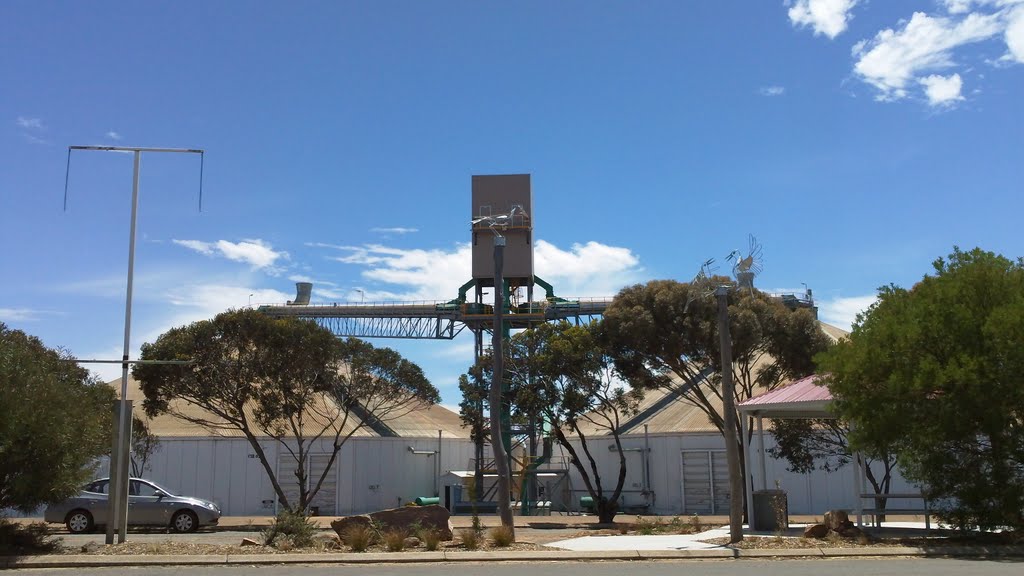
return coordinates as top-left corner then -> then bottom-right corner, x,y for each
258,300 -> 611,340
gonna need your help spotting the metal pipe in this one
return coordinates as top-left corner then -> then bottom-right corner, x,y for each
757,415 -> 767,491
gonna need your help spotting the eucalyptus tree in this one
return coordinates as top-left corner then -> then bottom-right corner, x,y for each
134,309 -> 438,513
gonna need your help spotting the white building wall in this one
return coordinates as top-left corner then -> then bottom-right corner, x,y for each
55,431 -> 921,518
552,432 -> 923,516
140,436 -> 477,516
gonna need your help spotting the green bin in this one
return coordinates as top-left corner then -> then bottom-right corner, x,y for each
415,496 -> 440,506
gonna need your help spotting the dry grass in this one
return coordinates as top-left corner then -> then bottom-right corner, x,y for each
459,528 -> 481,550
489,525 -> 515,547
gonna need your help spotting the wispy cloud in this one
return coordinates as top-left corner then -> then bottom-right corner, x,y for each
852,11 -> 1002,104
16,116 -> 44,130
759,85 -> 786,96
0,307 -> 58,322
818,294 -> 877,330
788,0 -> 860,39
370,227 -> 419,234
788,0 -> 1024,107
106,131 -> 122,140
172,238 -> 289,271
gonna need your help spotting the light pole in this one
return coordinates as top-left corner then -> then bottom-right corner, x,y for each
249,293 -> 254,307
716,285 -> 744,543
65,145 -> 204,544
469,210 -> 521,536
355,289 -> 365,304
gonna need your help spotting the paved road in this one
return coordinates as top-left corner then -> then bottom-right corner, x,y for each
15,559 -> 1024,576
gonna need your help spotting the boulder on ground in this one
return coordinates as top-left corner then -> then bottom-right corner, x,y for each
240,537 -> 260,546
824,509 -> 852,532
838,525 -> 865,539
330,504 -> 454,541
803,523 -> 829,539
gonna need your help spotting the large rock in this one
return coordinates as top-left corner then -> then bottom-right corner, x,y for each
803,523 -> 829,539
331,504 -> 454,541
824,509 -> 852,532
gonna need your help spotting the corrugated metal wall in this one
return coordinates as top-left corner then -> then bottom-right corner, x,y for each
548,432 -> 921,517
114,432 -> 920,518
140,436 -> 477,516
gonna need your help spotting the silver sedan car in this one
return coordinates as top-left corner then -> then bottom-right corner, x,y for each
45,478 -> 221,533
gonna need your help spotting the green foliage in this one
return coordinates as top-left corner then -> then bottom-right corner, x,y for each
0,519 -> 62,555
820,247 -> 1024,531
129,415 -> 161,478
262,509 -> 318,548
0,324 -> 115,513
503,321 -> 643,524
689,513 -> 703,532
768,418 -> 898,504
603,279 -> 830,437
134,309 -> 438,512
489,524 -> 515,546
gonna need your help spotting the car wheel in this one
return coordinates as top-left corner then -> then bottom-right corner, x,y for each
170,510 -> 199,533
66,510 -> 94,534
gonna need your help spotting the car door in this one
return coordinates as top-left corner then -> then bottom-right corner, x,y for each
83,480 -> 110,526
129,480 -> 171,526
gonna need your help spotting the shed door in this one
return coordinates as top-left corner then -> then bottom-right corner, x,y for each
681,450 -> 730,515
277,453 -> 337,515
308,454 -> 337,516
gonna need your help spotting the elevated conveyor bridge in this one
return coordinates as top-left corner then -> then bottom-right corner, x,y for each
257,297 -> 611,340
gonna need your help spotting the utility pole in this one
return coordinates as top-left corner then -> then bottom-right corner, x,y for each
716,285 -> 744,543
490,235 -> 515,536
65,145 -> 203,544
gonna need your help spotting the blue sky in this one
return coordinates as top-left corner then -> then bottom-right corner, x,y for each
3,0 -> 1022,408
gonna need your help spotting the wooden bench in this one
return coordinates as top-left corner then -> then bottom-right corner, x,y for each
859,493 -> 931,530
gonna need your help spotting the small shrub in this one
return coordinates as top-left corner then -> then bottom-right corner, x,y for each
489,525 -> 514,547
459,527 -> 480,550
262,510 -> 318,548
343,524 -> 374,552
0,519 -> 62,555
666,516 -> 684,532
384,528 -> 407,551
689,513 -> 703,533
275,535 -> 295,551
421,528 -> 442,551
635,517 -> 660,535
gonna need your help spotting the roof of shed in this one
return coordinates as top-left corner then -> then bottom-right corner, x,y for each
110,377 -> 470,439
738,373 -> 834,418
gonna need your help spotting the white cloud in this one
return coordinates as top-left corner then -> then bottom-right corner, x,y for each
818,294 -> 877,329
759,85 -> 786,96
533,240 -> 644,297
371,227 -> 419,234
324,239 -> 643,302
919,73 -> 966,105
16,116 -> 44,129
1007,6 -> 1024,61
788,0 -> 860,39
0,308 -> 49,322
853,11 -> 1002,101
173,238 -> 289,270
106,131 -> 122,140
